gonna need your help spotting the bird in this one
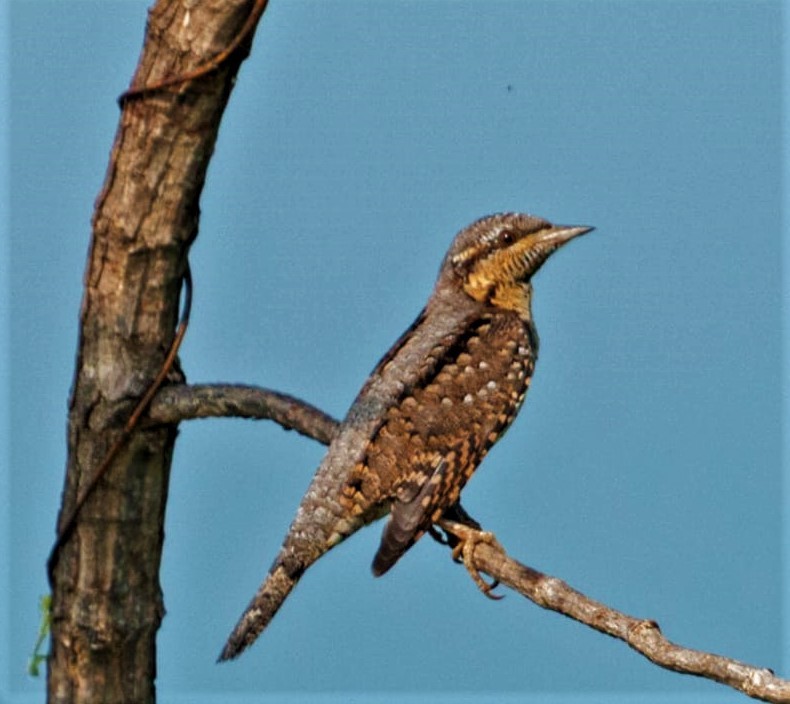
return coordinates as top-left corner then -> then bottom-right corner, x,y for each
218,212 -> 592,661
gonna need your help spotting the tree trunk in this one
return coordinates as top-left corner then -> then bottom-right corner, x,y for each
47,2 -> 263,701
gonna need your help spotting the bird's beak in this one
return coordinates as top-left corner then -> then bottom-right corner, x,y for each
539,224 -> 594,247
515,223 -> 593,280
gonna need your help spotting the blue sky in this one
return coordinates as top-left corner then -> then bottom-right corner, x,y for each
2,1 -> 785,702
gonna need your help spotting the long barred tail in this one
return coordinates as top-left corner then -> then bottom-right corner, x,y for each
217,562 -> 301,661
218,455 -> 371,660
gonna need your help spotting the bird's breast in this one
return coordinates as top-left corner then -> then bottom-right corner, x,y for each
346,311 -> 537,514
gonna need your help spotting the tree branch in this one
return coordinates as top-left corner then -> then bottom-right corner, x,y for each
159,382 -> 788,703
439,520 -> 788,704
148,383 -> 338,445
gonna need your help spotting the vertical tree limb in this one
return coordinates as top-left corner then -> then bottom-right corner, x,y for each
48,2 -> 267,702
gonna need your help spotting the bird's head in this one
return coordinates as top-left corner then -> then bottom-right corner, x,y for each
437,212 -> 592,317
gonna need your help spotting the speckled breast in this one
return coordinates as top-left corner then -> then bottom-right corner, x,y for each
351,311 -> 537,518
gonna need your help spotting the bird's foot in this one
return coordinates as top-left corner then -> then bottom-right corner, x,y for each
438,519 -> 504,601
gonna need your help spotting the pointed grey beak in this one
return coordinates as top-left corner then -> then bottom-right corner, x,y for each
544,224 -> 594,245
519,223 -> 593,280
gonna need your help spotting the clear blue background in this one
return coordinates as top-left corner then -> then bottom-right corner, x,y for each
2,1 -> 785,702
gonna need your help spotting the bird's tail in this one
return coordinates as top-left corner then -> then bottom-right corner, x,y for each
217,561 -> 301,662
218,462 -> 369,661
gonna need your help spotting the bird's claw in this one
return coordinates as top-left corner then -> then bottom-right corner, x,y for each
440,520 -> 504,601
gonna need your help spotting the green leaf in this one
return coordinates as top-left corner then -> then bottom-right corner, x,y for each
27,594 -> 52,678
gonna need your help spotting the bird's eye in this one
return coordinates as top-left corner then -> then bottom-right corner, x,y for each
499,230 -> 515,245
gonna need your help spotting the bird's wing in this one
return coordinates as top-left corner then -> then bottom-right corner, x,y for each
371,455 -> 448,576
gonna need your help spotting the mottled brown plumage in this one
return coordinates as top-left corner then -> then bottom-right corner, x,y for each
219,212 -> 591,661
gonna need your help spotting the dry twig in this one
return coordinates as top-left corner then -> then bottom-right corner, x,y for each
438,519 -> 788,704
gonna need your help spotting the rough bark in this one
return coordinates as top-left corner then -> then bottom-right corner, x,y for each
48,2 -> 264,702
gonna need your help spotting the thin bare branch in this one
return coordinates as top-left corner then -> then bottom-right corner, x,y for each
148,383 -> 338,445
439,519 -> 788,704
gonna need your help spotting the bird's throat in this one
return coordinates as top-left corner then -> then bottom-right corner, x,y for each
464,275 -> 534,320
491,281 -> 533,319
